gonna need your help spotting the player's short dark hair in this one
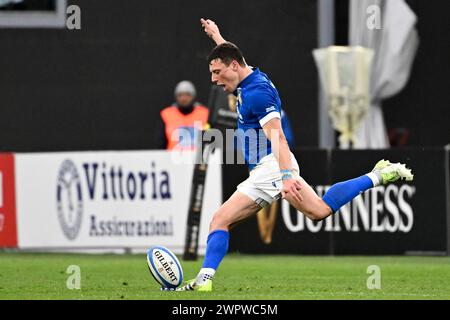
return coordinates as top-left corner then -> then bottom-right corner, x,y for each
207,42 -> 246,67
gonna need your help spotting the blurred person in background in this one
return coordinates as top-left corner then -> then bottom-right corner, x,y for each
157,80 -> 209,150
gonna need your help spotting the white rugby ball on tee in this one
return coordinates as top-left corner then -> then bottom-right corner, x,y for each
146,246 -> 183,289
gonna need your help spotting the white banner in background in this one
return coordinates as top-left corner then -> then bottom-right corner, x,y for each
14,150 -> 222,254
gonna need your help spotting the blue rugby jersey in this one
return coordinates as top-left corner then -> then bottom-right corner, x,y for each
233,68 -> 282,170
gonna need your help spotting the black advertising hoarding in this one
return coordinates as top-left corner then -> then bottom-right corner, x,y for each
331,149 -> 447,255
227,148 -> 450,255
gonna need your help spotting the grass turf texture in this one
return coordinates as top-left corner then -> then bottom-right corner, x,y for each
0,252 -> 449,299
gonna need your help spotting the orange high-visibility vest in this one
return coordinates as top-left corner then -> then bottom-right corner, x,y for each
160,104 -> 209,150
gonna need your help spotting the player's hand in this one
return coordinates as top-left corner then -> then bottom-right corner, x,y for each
281,178 -> 303,202
200,18 -> 220,38
200,18 -> 225,44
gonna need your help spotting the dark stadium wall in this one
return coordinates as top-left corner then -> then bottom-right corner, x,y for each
382,0 -> 450,147
334,0 -> 450,147
0,0 -> 318,152
1,0 -> 448,153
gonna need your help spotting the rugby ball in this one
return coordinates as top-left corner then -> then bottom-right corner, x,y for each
146,246 -> 183,289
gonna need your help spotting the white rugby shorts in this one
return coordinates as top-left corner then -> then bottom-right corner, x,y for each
237,153 -> 300,207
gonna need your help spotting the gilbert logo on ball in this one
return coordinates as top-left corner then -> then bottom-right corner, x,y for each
56,159 -> 83,240
147,246 -> 183,289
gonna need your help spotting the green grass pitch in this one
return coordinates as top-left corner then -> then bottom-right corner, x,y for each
0,252 -> 449,299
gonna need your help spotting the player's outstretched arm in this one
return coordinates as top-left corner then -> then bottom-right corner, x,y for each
200,18 -> 227,45
262,118 -> 303,202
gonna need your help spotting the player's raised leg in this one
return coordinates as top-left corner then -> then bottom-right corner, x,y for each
177,191 -> 261,291
285,159 -> 414,221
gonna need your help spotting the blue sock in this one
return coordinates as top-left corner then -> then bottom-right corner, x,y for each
322,175 -> 374,213
202,230 -> 230,270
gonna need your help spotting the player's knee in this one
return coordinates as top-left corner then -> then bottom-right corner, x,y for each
209,210 -> 228,231
308,212 -> 326,222
306,202 -> 332,222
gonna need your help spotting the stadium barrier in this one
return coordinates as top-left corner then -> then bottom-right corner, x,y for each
2,147 -> 449,256
227,147 -> 450,255
0,150 -> 222,254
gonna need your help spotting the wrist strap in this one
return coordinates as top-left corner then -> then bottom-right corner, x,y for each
281,169 -> 294,181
